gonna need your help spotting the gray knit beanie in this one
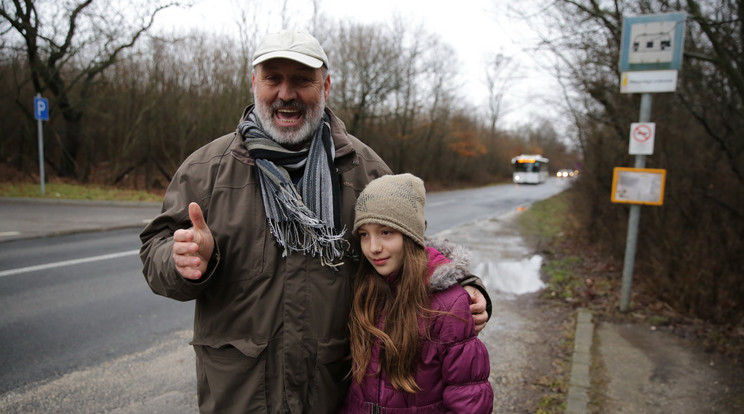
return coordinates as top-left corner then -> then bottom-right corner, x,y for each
353,173 -> 427,248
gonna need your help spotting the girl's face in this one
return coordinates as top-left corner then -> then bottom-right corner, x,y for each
358,223 -> 405,277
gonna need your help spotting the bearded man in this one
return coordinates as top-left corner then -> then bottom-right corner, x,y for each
140,30 -> 491,414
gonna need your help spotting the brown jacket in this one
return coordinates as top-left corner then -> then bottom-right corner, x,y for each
140,107 -> 391,413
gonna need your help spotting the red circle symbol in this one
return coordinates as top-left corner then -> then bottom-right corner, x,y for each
632,125 -> 652,142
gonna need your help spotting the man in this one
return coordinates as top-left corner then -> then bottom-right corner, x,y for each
140,30 -> 491,414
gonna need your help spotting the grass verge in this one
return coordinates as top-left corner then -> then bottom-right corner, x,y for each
0,181 -> 163,202
517,192 -> 581,414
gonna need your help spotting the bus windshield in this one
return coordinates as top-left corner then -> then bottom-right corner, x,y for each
513,161 -> 543,173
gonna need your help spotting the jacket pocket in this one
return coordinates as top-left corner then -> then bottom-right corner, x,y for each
194,339 -> 268,413
310,336 -> 352,412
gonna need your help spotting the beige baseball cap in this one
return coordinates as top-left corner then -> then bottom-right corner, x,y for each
252,30 -> 329,69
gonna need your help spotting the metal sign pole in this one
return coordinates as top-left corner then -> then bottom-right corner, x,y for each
36,93 -> 46,196
620,93 -> 652,311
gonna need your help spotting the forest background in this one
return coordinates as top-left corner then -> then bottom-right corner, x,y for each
1,0 -> 742,346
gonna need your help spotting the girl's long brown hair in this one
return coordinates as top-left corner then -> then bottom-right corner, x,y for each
348,236 -> 431,393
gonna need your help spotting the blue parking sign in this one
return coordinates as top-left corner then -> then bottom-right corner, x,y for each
34,96 -> 49,121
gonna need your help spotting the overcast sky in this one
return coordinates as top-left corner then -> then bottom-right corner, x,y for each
153,0 -> 559,129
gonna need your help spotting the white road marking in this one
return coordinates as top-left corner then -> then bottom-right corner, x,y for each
0,249 -> 140,278
0,231 -> 21,237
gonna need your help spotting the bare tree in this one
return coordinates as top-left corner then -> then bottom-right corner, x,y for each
326,22 -> 401,136
484,53 -> 516,134
534,0 -> 744,324
0,0 -> 178,178
230,0 -> 262,100
309,0 -> 321,34
682,0 -> 744,184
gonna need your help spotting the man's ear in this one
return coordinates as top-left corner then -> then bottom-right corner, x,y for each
323,74 -> 331,101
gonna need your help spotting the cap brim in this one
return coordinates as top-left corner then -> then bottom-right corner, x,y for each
253,51 -> 324,68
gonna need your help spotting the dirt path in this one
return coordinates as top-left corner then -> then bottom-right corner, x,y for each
596,322 -> 744,414
436,211 -> 573,412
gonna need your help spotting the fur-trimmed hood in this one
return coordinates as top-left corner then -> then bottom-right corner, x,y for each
426,238 -> 472,292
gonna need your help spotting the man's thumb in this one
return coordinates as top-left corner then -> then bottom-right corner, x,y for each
188,202 -> 208,232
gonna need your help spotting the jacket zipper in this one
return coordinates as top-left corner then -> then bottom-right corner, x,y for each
365,402 -> 384,414
364,373 -> 386,414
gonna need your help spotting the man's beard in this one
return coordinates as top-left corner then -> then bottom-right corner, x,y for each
254,97 -> 325,146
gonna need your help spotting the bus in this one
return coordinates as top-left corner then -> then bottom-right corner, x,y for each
511,154 -> 549,184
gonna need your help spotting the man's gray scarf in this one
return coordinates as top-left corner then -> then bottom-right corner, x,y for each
237,110 -> 347,267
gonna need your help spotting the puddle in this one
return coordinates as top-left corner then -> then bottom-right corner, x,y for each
472,254 -> 545,296
434,211 -> 547,298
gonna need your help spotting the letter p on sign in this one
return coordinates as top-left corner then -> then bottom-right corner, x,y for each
34,97 -> 49,121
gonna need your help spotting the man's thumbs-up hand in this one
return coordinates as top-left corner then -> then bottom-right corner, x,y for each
172,202 -> 215,280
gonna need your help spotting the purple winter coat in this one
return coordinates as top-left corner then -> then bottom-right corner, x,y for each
340,239 -> 494,414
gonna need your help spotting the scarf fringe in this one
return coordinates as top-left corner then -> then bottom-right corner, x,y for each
267,181 -> 348,268
267,219 -> 348,268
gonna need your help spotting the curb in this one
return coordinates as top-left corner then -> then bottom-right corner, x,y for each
566,308 -> 594,414
0,197 -> 160,243
0,196 -> 161,208
0,223 -> 151,244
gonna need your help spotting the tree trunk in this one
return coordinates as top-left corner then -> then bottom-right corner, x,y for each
59,110 -> 83,178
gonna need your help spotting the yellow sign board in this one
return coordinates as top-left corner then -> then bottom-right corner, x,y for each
611,167 -> 666,206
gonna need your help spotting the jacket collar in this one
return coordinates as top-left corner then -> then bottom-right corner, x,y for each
426,239 -> 472,292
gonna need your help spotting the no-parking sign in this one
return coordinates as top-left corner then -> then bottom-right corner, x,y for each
629,122 -> 655,155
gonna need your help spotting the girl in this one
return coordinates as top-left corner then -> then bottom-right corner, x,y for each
341,173 -> 493,413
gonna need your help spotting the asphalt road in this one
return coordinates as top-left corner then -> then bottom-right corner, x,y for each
0,228 -> 194,392
425,180 -> 565,235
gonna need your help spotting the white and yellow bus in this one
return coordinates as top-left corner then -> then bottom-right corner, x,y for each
511,154 -> 549,184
